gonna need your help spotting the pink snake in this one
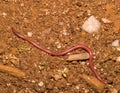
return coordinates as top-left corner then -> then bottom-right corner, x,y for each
11,28 -> 105,83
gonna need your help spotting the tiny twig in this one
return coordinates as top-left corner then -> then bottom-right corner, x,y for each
0,63 -> 25,77
80,74 -> 105,92
67,53 -> 89,61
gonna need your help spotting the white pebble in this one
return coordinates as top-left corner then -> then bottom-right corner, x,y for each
2,12 -> 7,17
38,81 -> 44,87
75,86 -> 80,90
27,32 -> 33,37
101,18 -> 112,23
62,29 -> 68,35
81,15 -> 101,33
20,3 -> 24,6
6,83 -> 11,86
55,41 -> 61,49
116,56 -> 120,62
56,44 -> 61,49
117,47 -> 120,51
112,40 -> 119,47
31,80 -> 36,83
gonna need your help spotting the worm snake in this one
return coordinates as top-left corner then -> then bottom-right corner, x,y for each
11,28 -> 105,83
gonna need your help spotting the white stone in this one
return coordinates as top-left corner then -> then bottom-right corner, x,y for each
101,18 -> 111,23
56,44 -> 61,49
112,40 -> 119,47
81,16 -> 101,33
2,12 -> 7,17
62,29 -> 68,35
76,86 -> 80,90
117,47 -> 120,51
116,56 -> 120,62
55,41 -> 61,49
31,80 -> 36,83
20,3 -> 24,6
38,81 -> 44,87
27,32 -> 33,37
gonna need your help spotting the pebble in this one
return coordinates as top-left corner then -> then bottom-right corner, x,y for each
101,18 -> 112,23
75,85 -> 80,90
55,41 -> 62,49
38,81 -> 44,87
56,44 -> 61,49
31,80 -> 36,83
112,40 -> 119,47
116,56 -> 120,62
117,47 -> 120,51
20,3 -> 24,6
81,15 -> 101,33
6,83 -> 11,87
2,12 -> 7,17
62,29 -> 68,36
27,32 -> 33,37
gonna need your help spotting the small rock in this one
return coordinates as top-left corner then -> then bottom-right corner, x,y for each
75,85 -> 80,90
87,10 -> 91,16
38,81 -> 44,87
31,80 -> 36,83
67,53 -> 89,61
117,47 -> 120,51
101,18 -> 112,23
56,44 -> 61,49
20,3 -> 24,6
55,41 -> 62,49
27,32 -> 33,37
62,29 -> 68,36
116,56 -> 120,62
2,12 -> 7,17
112,40 -> 119,47
6,83 -> 11,87
81,15 -> 101,33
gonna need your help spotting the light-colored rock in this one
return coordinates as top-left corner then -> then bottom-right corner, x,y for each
67,53 -> 89,61
81,16 -> 101,33
2,12 -> 7,17
116,56 -> 120,62
117,47 -> 120,51
112,40 -> 119,47
101,18 -> 112,23
38,81 -> 44,87
27,32 -> 33,37
55,41 -> 62,49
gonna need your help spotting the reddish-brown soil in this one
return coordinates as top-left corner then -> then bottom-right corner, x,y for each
0,0 -> 120,93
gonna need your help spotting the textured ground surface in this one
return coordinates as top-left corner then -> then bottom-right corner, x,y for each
0,0 -> 120,93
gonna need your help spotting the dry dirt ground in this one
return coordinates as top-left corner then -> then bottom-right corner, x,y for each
0,0 -> 120,93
